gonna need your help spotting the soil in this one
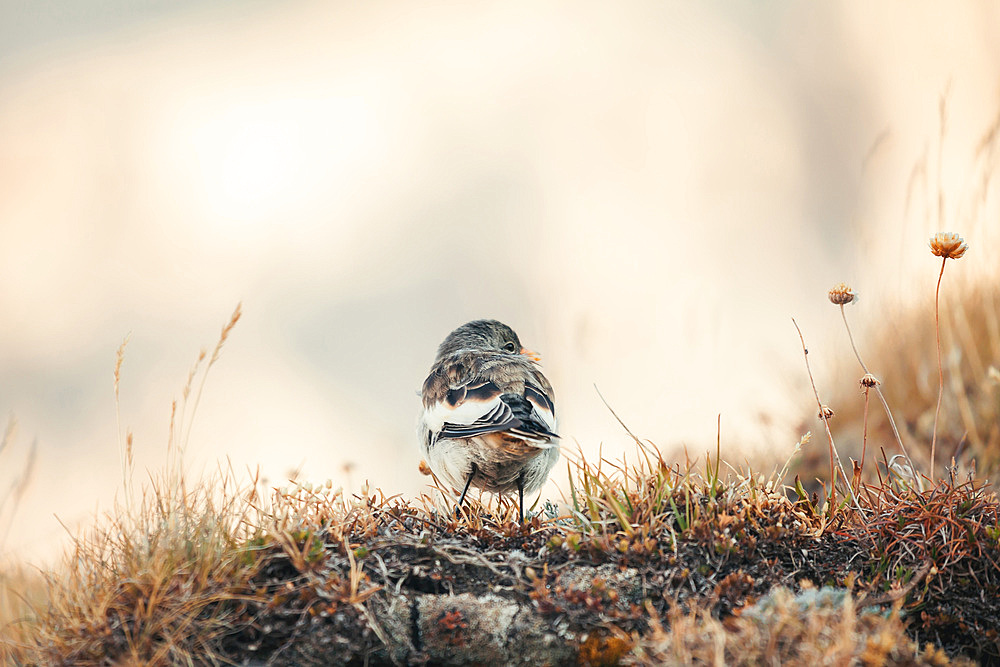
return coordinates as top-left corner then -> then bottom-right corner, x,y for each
208,493 -> 1000,666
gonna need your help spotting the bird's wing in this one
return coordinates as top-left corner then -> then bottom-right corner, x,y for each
423,373 -> 558,446
523,383 -> 557,434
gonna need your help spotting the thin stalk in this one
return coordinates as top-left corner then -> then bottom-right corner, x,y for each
839,304 -> 922,490
114,335 -> 132,506
930,256 -> 948,482
860,386 -> 870,481
791,318 -> 860,512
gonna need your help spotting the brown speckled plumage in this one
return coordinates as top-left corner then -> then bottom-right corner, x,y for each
419,320 -> 559,520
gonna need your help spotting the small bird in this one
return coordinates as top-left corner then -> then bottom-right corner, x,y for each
419,319 -> 559,522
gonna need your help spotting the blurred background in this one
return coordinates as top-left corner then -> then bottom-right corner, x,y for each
2,1 -> 999,563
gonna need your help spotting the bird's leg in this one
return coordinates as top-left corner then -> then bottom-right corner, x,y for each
455,462 -> 478,518
517,471 -> 526,524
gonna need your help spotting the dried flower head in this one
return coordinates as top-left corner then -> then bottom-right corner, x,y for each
859,373 -> 879,388
418,459 -> 433,476
929,232 -> 969,259
827,283 -> 857,305
818,405 -> 835,420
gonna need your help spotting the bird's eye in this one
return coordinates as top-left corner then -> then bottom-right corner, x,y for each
503,342 -> 517,353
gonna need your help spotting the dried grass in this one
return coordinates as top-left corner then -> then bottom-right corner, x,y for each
2,426 -> 998,663
630,586 -> 967,666
819,279 -> 1000,483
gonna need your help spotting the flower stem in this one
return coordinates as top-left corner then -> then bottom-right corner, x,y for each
791,318 -> 860,512
860,387 -> 870,480
838,305 -> 922,490
930,256 -> 948,482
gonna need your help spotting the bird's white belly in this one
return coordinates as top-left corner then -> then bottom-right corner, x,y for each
421,427 -> 559,496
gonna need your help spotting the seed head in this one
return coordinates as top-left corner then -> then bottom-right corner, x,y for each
929,232 -> 969,259
818,405 -> 835,420
860,373 -> 879,388
827,283 -> 857,305
418,459 -> 433,476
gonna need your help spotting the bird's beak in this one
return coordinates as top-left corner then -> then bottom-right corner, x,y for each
520,347 -> 542,362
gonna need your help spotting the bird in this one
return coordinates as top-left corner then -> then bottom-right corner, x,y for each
419,319 -> 559,522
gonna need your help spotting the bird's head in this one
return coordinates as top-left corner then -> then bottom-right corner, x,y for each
435,319 -> 541,362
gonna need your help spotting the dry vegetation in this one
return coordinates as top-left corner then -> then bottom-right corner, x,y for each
799,103 -> 1000,489
631,586 -> 969,666
1,393 -> 998,664
2,185 -> 1000,662
804,278 -> 1000,486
